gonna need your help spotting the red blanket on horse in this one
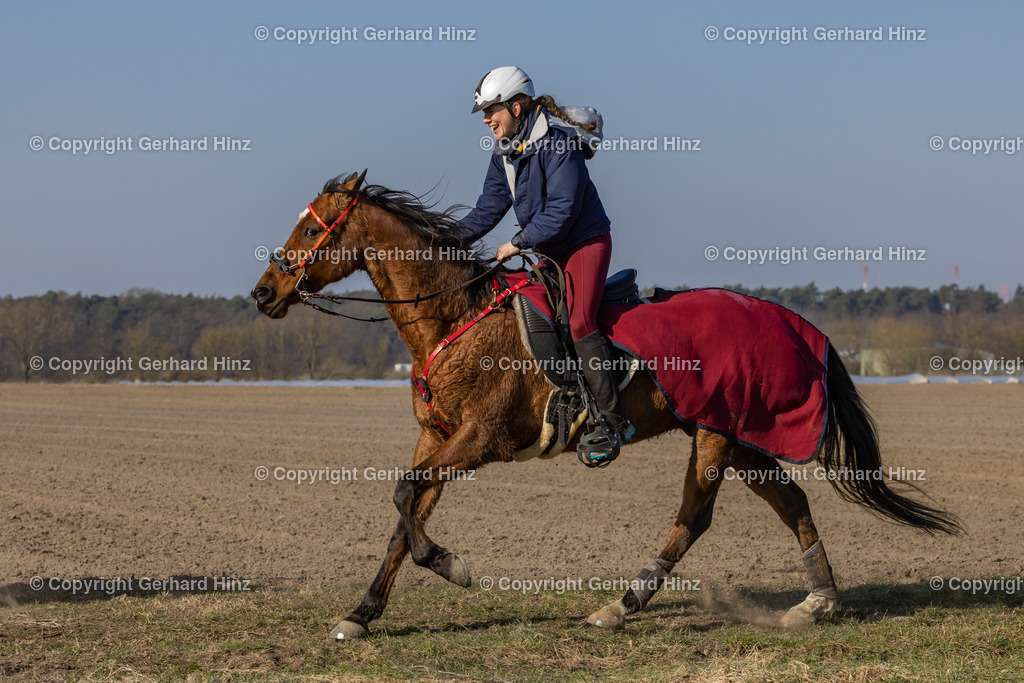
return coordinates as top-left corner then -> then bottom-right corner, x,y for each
505,274 -> 829,464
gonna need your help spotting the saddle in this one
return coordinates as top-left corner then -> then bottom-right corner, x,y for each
509,265 -> 645,462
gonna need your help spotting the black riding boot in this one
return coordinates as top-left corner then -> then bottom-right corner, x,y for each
574,330 -> 635,466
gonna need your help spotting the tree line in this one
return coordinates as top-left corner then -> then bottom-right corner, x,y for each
720,283 -> 1024,376
0,289 -> 405,383
1,283 -> 1021,381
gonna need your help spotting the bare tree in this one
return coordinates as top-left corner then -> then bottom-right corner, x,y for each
288,309 -> 337,380
0,298 -> 70,382
192,324 -> 252,380
871,316 -> 937,375
121,327 -> 175,381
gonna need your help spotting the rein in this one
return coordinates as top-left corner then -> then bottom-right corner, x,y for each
298,251 -> 562,324
299,255 -> 509,322
268,180 -> 556,322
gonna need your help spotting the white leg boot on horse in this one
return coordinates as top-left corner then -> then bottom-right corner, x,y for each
729,451 -> 839,629
780,540 -> 838,629
587,557 -> 674,632
588,432 -> 724,632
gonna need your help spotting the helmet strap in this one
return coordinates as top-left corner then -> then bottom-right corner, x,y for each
504,101 -> 526,135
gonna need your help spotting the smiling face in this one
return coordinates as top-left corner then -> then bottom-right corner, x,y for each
483,101 -> 521,139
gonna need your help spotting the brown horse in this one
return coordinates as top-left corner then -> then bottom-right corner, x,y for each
251,172 -> 961,640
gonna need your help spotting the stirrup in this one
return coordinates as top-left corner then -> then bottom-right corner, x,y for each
577,418 -> 634,468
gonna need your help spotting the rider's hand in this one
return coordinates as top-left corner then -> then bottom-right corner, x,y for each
496,241 -> 521,261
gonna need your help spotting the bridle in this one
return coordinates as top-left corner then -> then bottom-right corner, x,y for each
266,171 -> 391,321
270,189 -> 360,287
266,176 -> 565,323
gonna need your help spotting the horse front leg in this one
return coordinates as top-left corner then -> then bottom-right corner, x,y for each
393,420 -> 491,587
330,429 -> 444,641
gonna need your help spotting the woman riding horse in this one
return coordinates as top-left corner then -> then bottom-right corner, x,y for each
459,65 -> 634,464
250,70 -> 960,642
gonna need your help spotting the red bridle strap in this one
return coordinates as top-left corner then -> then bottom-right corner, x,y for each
297,193 -> 360,270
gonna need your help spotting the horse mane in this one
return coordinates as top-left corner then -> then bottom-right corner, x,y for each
320,176 -> 499,307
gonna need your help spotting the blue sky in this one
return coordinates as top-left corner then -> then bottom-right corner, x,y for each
2,1 -> 1021,297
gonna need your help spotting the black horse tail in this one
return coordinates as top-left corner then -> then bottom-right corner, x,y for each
816,344 -> 963,535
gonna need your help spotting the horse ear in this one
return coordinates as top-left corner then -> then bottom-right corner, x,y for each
339,170 -> 367,191
353,168 -> 368,191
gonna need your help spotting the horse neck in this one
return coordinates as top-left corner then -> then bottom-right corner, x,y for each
360,211 -> 481,360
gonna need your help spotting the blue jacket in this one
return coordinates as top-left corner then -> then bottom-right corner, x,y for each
459,111 -> 611,258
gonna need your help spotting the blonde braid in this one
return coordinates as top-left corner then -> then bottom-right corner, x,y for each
532,94 -> 598,132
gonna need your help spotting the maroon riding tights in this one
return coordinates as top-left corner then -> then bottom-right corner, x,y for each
554,232 -> 612,340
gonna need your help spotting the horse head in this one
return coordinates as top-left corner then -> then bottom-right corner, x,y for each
251,170 -> 368,318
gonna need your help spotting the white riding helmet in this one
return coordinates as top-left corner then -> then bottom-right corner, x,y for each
472,66 -> 535,113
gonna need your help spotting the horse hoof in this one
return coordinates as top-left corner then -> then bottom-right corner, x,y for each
330,619 -> 368,641
781,593 -> 835,630
587,599 -> 627,633
448,554 -> 472,588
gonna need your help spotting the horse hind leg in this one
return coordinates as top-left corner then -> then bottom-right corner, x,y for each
587,430 -> 726,632
730,448 -> 838,629
781,540 -> 837,629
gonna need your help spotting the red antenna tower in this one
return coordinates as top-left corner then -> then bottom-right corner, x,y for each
862,266 -> 868,291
